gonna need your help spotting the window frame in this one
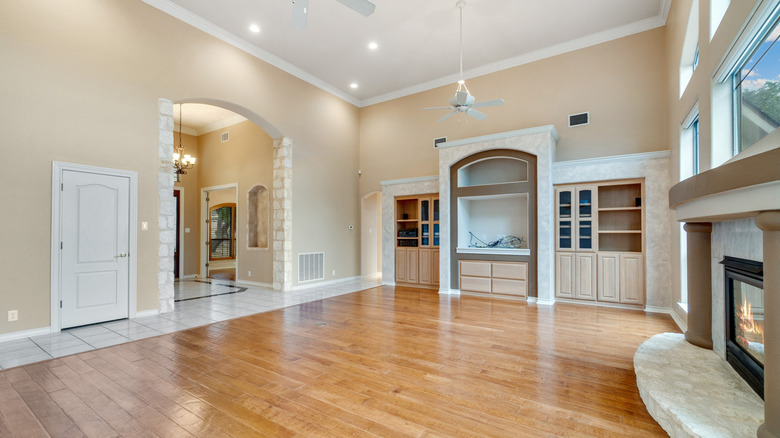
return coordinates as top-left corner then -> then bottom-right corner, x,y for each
731,4 -> 780,155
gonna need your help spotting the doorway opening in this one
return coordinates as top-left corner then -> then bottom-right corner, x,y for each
201,185 -> 238,282
361,191 -> 383,281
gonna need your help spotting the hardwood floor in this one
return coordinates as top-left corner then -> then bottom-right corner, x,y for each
0,286 -> 679,437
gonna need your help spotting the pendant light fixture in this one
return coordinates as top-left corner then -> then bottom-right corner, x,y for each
173,104 -> 196,175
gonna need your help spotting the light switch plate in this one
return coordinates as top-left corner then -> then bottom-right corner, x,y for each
141,222 -> 149,231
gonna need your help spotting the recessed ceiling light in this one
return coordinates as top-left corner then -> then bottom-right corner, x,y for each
350,83 -> 359,89
368,41 -> 378,50
249,24 -> 260,33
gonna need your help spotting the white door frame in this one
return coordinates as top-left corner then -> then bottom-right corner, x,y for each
173,186 -> 185,279
200,183 -> 239,279
50,161 -> 139,331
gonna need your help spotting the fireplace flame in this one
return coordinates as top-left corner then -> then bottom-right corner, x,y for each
736,297 -> 762,336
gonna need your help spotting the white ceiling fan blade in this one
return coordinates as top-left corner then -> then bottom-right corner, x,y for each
438,111 -> 458,122
466,108 -> 488,120
471,98 -> 505,108
335,0 -> 376,16
423,106 -> 453,111
292,0 -> 309,29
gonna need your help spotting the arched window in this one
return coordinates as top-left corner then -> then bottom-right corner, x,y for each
209,203 -> 236,260
247,184 -> 269,249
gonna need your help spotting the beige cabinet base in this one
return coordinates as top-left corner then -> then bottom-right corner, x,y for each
459,260 -> 528,297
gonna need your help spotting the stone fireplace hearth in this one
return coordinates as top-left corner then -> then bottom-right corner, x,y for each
659,146 -> 780,437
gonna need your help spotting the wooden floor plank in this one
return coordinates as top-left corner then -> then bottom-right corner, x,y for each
0,286 -> 678,437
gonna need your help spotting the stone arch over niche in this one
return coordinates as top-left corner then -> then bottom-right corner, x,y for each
156,98 -> 293,313
247,183 -> 270,249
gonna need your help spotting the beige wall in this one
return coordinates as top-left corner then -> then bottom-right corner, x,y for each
665,0 -> 771,323
174,132 -> 200,277
198,120 -> 274,284
0,0 -> 360,335
358,28 -> 669,196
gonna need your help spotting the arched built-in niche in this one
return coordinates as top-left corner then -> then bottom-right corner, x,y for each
247,183 -> 269,249
450,149 -> 537,296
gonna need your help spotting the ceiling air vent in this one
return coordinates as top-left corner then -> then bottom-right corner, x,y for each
221,132 -> 230,142
569,112 -> 589,127
433,137 -> 447,149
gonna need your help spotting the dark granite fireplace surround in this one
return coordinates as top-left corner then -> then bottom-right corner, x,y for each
723,256 -> 765,399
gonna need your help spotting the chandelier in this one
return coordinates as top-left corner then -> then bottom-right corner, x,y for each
173,104 -> 196,175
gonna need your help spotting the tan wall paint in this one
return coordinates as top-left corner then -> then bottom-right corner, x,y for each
198,120 -> 274,284
174,132 -> 200,277
358,28 -> 669,196
0,0 -> 359,335
664,0 -> 769,319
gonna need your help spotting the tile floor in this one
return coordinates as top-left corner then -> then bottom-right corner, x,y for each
0,277 -> 381,370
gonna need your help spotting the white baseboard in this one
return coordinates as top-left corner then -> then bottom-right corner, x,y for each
383,281 -> 396,286
669,304 -> 688,333
0,326 -> 53,343
439,288 -> 460,295
535,298 -> 555,306
179,274 -> 196,280
644,306 -> 672,314
293,275 -> 362,291
235,280 -> 273,289
134,309 -> 160,318
554,298 -> 644,311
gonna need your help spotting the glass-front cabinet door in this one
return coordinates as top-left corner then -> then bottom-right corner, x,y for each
418,196 -> 439,248
575,187 -> 597,251
557,189 -> 573,250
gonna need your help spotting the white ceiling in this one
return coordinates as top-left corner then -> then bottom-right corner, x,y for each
148,0 -> 670,108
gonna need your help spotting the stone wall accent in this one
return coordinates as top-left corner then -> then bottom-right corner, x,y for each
273,137 -> 293,291
157,98 -> 176,313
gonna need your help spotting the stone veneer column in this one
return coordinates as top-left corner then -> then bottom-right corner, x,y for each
684,222 -> 713,349
157,98 -> 176,313
272,137 -> 293,292
756,211 -> 780,438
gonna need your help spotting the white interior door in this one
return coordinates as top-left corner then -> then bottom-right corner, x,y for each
60,170 -> 130,328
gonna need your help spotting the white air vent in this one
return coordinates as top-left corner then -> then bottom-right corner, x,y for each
433,137 -> 447,148
221,132 -> 230,142
568,112 -> 589,127
298,252 -> 325,282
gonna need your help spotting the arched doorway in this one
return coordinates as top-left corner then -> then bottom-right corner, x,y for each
156,98 -> 293,313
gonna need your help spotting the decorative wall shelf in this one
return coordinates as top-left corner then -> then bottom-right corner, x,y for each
456,247 -> 531,256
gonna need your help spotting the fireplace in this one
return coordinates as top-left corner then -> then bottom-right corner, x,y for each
722,256 -> 764,399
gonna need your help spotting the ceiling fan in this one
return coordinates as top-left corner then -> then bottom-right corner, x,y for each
424,0 -> 504,122
292,0 -> 376,29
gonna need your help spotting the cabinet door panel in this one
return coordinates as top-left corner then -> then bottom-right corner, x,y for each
461,276 -> 491,293
620,254 -> 644,304
419,249 -> 432,285
556,188 -> 574,251
597,253 -> 620,302
407,248 -> 419,283
460,261 -> 491,277
492,262 -> 526,280
492,279 -> 527,297
395,248 -> 407,283
575,253 -> 597,300
555,253 -> 575,298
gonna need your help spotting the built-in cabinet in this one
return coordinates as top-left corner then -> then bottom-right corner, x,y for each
395,194 -> 439,289
555,179 -> 645,306
459,260 -> 528,297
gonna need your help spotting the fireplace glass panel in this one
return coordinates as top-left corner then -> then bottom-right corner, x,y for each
731,280 -> 765,366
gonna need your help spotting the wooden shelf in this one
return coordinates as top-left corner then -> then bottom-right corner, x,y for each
396,219 -> 418,223
598,230 -> 642,234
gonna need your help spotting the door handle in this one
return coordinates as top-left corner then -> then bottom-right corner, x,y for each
117,253 -> 128,258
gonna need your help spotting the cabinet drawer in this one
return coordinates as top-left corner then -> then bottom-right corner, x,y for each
460,276 -> 491,293
491,262 -> 527,280
460,261 -> 491,278
492,279 -> 527,296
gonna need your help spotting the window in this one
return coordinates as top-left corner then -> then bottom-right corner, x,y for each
733,13 -> 780,153
209,203 -> 236,260
692,118 -> 700,175
681,106 -> 699,179
679,0 -> 699,96
693,44 -> 700,71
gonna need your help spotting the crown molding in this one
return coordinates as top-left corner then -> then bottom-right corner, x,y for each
144,0 -> 670,109
380,175 -> 439,187
553,150 -> 671,169
361,1 -> 672,107
141,0 -> 361,107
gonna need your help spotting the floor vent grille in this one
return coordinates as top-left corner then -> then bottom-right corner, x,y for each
298,252 -> 325,282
